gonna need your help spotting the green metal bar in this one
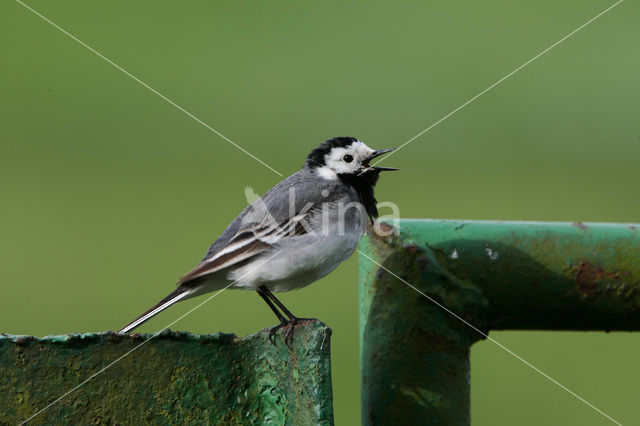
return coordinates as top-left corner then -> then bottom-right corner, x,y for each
359,219 -> 640,425
1,321 -> 334,425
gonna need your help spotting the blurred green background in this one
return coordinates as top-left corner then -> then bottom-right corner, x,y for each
1,0 -> 638,424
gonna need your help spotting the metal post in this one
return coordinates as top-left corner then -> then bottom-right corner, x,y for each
359,220 -> 640,425
1,321 -> 334,424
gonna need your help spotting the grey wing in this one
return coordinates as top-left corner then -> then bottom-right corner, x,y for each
180,170 -> 337,284
178,211 -> 315,284
246,169 -> 353,227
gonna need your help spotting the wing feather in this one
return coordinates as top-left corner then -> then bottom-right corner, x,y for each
178,212 -> 312,285
178,238 -> 270,284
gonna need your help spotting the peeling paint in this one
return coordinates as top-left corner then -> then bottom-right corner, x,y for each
484,247 -> 499,260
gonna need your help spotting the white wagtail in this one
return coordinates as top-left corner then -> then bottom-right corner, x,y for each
119,137 -> 397,346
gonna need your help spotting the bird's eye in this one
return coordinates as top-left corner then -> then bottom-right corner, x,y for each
343,154 -> 354,163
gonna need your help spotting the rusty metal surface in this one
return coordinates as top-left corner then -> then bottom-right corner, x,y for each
1,320 -> 333,425
359,219 -> 640,425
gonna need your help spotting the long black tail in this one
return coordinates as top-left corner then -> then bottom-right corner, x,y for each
118,286 -> 194,333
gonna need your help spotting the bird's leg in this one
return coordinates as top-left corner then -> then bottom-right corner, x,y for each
257,287 -> 289,345
259,286 -> 313,349
260,286 -> 306,321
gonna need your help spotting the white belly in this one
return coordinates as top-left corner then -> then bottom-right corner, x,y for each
228,220 -> 365,292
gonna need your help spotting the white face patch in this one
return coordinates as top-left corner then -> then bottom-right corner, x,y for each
316,165 -> 338,180
317,140 -> 374,179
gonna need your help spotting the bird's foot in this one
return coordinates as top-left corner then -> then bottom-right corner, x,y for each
268,322 -> 286,345
268,317 -> 315,349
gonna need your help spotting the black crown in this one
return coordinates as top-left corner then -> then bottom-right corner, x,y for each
305,137 -> 359,168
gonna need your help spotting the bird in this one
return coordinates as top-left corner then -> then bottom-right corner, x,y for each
118,137 -> 397,346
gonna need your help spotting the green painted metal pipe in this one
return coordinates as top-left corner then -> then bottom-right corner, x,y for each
359,219 -> 640,425
1,320 -> 333,424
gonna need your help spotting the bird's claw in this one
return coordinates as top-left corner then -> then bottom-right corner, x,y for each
268,322 -> 285,345
268,317 -> 313,349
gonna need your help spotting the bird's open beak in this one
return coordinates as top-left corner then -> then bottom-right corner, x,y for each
366,148 -> 398,171
358,148 -> 398,176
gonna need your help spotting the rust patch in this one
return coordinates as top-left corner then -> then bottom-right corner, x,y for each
575,262 -> 600,297
377,222 -> 395,234
575,261 -> 631,298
